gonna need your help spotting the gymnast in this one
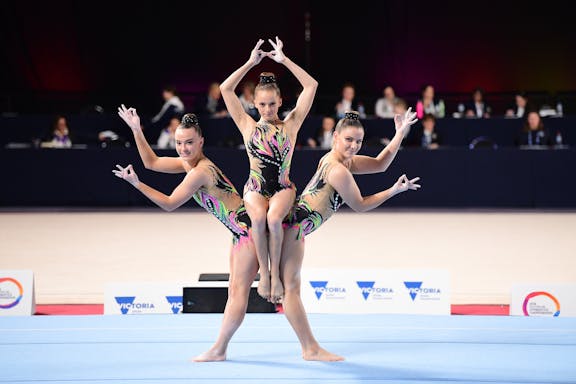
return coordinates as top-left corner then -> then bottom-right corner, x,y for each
113,105 -> 342,362
220,36 -> 318,303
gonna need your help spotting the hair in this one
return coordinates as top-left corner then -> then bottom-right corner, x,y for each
334,110 -> 363,133
422,113 -> 436,122
179,113 -> 203,137
163,85 -> 177,95
255,72 -> 281,97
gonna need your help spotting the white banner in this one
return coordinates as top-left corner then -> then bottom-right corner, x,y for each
300,268 -> 450,315
104,282 -> 188,315
0,270 -> 35,316
510,283 -> 576,317
104,280 -> 262,315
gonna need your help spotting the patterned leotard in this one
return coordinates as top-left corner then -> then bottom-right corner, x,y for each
286,153 -> 347,240
243,120 -> 296,198
192,159 -> 251,245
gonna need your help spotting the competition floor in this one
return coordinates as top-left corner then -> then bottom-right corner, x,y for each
1,312 -> 575,383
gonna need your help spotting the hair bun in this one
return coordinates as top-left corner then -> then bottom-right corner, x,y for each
182,113 -> 199,126
259,74 -> 276,85
344,111 -> 360,120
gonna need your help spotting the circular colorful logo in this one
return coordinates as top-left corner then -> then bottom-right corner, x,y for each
0,277 -> 24,309
522,291 -> 560,317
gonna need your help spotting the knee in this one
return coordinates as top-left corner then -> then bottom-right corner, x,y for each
282,274 -> 301,295
250,213 -> 267,231
266,212 -> 284,234
228,278 -> 252,298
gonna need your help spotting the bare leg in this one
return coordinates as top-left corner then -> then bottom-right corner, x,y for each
243,192 -> 271,301
280,227 -> 344,361
267,188 -> 296,303
192,238 -> 259,362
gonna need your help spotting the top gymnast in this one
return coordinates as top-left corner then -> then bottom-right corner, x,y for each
219,36 -> 318,303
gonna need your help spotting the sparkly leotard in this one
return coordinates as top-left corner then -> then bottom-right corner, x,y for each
286,153 -> 347,240
243,119 -> 295,198
192,159 -> 251,245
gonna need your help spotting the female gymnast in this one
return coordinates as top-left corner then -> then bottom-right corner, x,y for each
113,105 -> 342,362
220,36 -> 318,303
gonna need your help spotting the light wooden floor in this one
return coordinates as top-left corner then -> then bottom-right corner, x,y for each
1,209 -> 575,305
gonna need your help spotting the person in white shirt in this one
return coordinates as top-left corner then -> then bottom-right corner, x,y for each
374,85 -> 398,119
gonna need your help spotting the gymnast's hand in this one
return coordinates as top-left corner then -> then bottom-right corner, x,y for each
393,174 -> 421,194
267,36 -> 285,63
394,107 -> 418,137
249,39 -> 267,65
112,164 -> 140,187
118,104 -> 142,134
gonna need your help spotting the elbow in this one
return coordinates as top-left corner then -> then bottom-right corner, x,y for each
162,204 -> 178,212
309,79 -> 319,91
349,203 -> 369,213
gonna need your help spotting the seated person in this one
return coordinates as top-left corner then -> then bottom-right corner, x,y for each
156,116 -> 181,149
195,82 -> 229,119
42,115 -> 73,148
307,115 -> 336,149
409,113 -> 441,149
516,110 -> 551,147
464,87 -> 491,118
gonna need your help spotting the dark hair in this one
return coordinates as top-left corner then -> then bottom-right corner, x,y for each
255,72 -> 281,97
335,110 -> 363,133
179,113 -> 203,137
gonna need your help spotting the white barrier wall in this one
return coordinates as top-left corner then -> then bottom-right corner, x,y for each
510,283 -> 576,317
0,270 -> 35,316
300,268 -> 450,315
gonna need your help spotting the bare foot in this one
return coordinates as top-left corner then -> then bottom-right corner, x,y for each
192,349 -> 226,362
270,276 -> 284,304
303,347 -> 345,362
257,275 -> 271,301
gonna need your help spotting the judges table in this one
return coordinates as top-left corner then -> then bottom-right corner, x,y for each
1,114 -> 573,149
1,146 -> 574,208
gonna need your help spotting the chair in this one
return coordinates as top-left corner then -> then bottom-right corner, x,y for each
469,136 -> 497,149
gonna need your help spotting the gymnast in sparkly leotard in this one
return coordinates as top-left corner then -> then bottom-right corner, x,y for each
284,109 -> 422,243
220,37 -> 318,303
114,107 -> 251,245
114,104 -> 344,363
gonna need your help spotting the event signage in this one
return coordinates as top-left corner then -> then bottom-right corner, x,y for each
300,268 -> 450,315
0,270 -> 35,316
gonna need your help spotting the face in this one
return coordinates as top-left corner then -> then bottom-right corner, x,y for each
333,126 -> 364,158
384,86 -> 395,99
527,112 -> 540,130
174,127 -> 203,160
254,89 -> 281,121
322,117 -> 335,132
422,117 -> 435,132
423,86 -> 434,99
342,86 -> 355,101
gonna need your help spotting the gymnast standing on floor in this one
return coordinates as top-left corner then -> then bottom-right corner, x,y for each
112,105 -> 342,362
197,108 -> 420,362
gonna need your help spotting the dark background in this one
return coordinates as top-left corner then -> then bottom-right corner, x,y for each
2,0 -> 575,116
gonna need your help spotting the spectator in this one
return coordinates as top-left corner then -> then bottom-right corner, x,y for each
416,84 -> 445,119
156,115 -> 181,149
516,110 -> 551,147
238,81 -> 259,119
464,87 -> 491,118
374,85 -> 398,119
505,92 -> 530,118
196,82 -> 229,119
149,85 -> 185,142
335,82 -> 365,119
307,115 -> 336,149
42,115 -> 72,148
380,98 -> 410,146
411,113 -> 442,149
